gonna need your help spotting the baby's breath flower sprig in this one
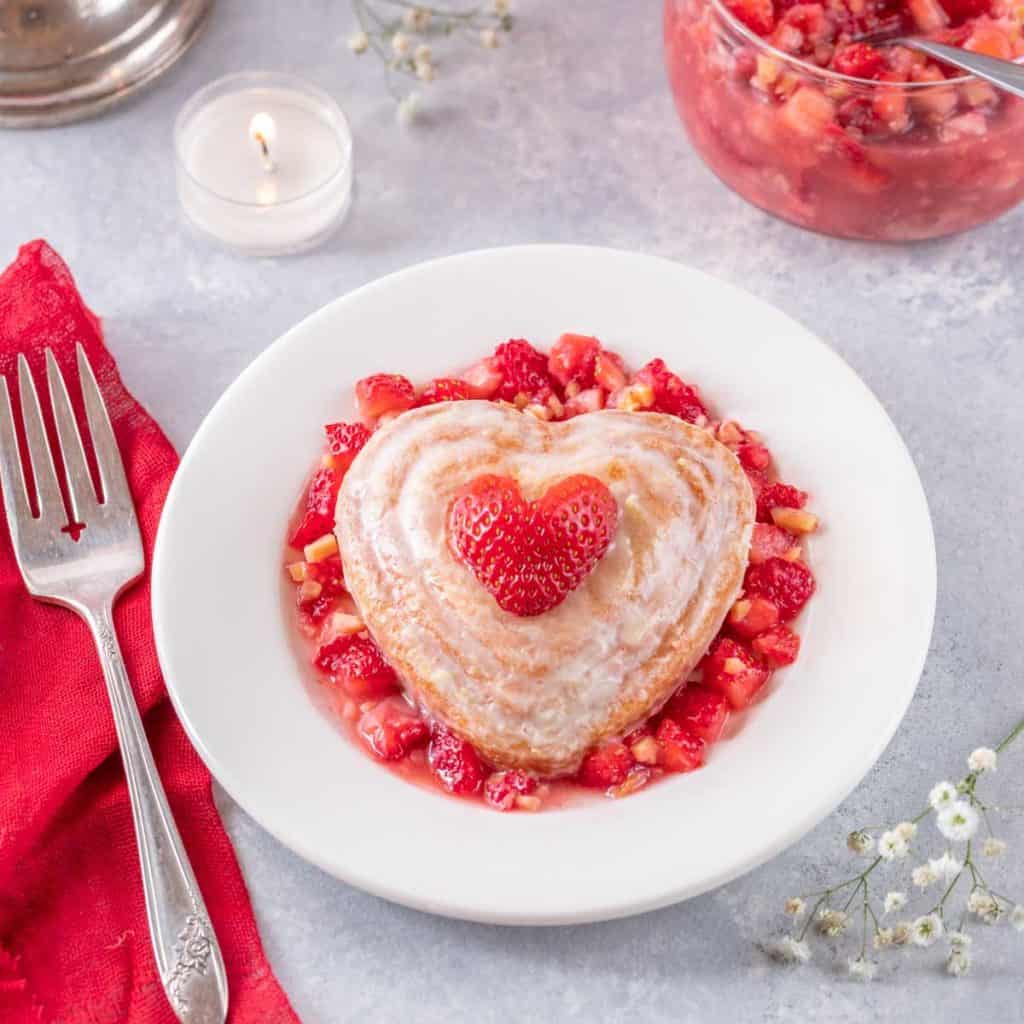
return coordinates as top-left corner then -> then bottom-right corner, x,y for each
347,0 -> 514,120
767,716 -> 1024,979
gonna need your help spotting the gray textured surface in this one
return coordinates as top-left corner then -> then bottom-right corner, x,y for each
3,0 -> 1023,1019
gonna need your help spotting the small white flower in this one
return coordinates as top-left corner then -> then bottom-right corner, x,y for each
895,820 -> 917,842
929,781 -> 958,810
480,27 -> 500,48
967,889 -> 1002,924
769,935 -> 812,963
396,92 -> 421,126
1010,905 -> 1024,931
847,830 -> 873,855
348,30 -> 370,54
879,830 -> 909,860
892,922 -> 913,946
929,851 -> 964,883
911,913 -> 943,947
391,31 -> 413,56
912,862 -> 938,888
967,747 -> 997,773
848,957 -> 877,981
883,891 -> 908,914
784,897 -> 806,917
947,930 -> 972,948
982,836 -> 1006,858
415,60 -> 435,82
873,927 -> 894,949
817,908 -> 848,937
946,947 -> 972,977
494,0 -> 511,13
402,7 -> 431,31
937,801 -> 979,842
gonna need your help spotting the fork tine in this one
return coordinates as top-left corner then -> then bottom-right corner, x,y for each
76,344 -> 134,515
45,349 -> 98,521
17,355 -> 64,520
0,376 -> 32,536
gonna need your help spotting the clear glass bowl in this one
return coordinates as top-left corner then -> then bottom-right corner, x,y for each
664,0 -> 1024,240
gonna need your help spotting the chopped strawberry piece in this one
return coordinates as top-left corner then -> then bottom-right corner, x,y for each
964,20 -> 1012,58
702,637 -> 772,709
749,523 -> 798,565
357,698 -> 429,761
289,466 -> 341,548
448,473 -> 618,617
493,339 -> 552,401
907,0 -> 949,31
548,333 -> 600,390
938,0 -> 991,18
461,356 -> 503,399
578,742 -> 635,789
724,0 -> 775,34
753,626 -> 801,666
744,557 -> 815,622
729,596 -> 781,639
833,43 -> 885,80
428,725 -> 485,795
306,554 -> 347,596
314,632 -> 399,699
417,377 -> 472,406
737,442 -> 771,472
323,421 -> 371,473
756,482 -> 808,523
655,718 -> 706,772
594,349 -> 628,392
355,373 -> 416,421
563,387 -> 605,418
633,359 -> 707,423
484,769 -> 539,811
662,686 -> 730,744
299,593 -> 336,626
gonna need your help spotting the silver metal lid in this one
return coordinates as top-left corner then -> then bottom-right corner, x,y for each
0,0 -> 214,128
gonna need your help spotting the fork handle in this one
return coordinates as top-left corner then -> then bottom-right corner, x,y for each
87,601 -> 228,1024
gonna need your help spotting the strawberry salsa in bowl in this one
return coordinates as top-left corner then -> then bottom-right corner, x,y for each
664,0 -> 1024,240
284,334 -> 820,813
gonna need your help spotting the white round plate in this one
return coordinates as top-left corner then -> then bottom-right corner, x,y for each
153,245 -> 935,925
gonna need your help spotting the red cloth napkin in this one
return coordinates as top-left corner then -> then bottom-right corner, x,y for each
0,241 -> 300,1024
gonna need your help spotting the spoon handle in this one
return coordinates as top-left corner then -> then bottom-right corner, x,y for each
906,39 -> 1024,100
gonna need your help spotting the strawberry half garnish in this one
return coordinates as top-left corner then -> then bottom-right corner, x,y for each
448,473 -> 619,617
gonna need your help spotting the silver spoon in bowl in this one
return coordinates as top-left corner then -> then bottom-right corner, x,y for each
855,24 -> 1024,99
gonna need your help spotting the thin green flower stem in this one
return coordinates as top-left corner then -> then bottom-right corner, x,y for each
842,877 -> 865,913
377,0 -> 485,20
995,715 -> 1024,753
860,886 -> 869,959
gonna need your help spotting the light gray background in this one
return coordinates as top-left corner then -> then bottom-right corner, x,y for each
3,1 -> 1022,1020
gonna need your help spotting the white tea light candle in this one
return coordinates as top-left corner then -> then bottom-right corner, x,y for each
175,73 -> 353,255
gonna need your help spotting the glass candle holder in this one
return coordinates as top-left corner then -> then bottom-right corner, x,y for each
174,72 -> 354,255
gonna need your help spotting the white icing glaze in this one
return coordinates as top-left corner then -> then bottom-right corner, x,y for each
337,401 -> 753,774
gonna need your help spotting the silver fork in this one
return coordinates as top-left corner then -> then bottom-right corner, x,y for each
0,346 -> 228,1024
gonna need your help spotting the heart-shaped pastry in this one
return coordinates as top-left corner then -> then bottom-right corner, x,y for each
337,401 -> 754,776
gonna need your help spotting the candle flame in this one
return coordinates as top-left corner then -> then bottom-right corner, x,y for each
249,113 -> 277,173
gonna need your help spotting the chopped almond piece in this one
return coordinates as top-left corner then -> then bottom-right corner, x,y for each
287,562 -> 308,582
770,508 -> 819,534
782,545 -> 803,562
723,657 -> 746,675
298,579 -> 323,603
526,402 -> 553,421
630,736 -> 659,765
513,391 -> 530,410
515,794 -> 542,812
609,768 -> 652,798
324,611 -> 364,637
717,420 -> 745,445
304,532 -> 339,563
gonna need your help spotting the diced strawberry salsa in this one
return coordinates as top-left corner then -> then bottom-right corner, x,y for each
665,0 -> 1024,240
286,337 -> 818,810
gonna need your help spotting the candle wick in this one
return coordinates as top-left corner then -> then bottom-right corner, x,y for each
254,132 -> 276,174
